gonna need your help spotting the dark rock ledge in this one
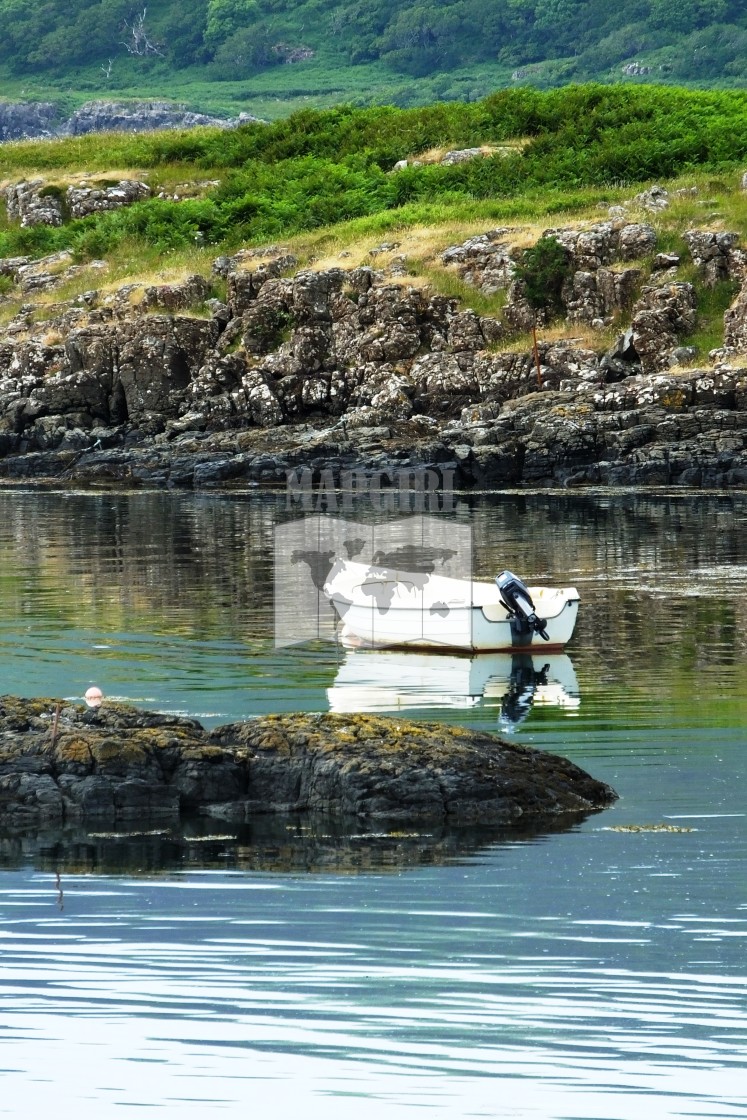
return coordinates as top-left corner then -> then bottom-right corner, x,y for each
0,696 -> 617,833
2,228 -> 747,490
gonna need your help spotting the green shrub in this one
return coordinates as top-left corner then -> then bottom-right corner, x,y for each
515,236 -> 573,316
5,85 -> 747,269
687,277 -> 740,356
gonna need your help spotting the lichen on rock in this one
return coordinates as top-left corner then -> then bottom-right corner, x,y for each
0,696 -> 617,833
0,220 -> 746,490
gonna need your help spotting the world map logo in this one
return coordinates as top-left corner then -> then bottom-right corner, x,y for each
274,515 -> 472,647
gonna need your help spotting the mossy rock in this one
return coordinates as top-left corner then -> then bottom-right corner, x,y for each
0,697 -> 617,831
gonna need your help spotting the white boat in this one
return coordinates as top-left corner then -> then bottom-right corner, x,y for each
327,648 -> 580,731
323,561 -> 579,652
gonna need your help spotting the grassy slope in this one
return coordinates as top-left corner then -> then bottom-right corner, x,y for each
0,0 -> 512,122
1,86 -> 747,362
0,52 -> 436,123
0,56 -> 737,125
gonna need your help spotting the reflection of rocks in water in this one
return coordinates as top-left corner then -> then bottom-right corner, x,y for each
0,812 -> 603,875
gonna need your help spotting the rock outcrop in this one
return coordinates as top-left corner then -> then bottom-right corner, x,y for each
0,99 -> 262,143
0,696 -> 617,833
442,220 -> 655,327
631,184 -> 671,212
60,100 -> 234,135
3,177 -> 151,227
722,274 -> 747,352
0,100 -> 61,141
630,282 -> 698,373
441,229 -> 516,293
683,229 -> 747,286
67,178 -> 151,219
4,180 -> 65,227
1,221 -> 747,490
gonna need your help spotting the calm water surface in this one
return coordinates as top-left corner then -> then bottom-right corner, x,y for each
0,488 -> 745,1119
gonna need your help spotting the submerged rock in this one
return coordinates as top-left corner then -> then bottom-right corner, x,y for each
0,697 -> 617,832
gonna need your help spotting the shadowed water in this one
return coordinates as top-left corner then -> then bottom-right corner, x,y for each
0,488 -> 746,1118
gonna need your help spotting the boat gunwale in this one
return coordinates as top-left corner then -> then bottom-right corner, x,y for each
324,561 -> 580,621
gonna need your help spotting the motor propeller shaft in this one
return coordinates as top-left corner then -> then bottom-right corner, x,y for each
495,570 -> 550,641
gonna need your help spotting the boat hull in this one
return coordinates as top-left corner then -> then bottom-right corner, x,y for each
325,561 -> 579,652
335,600 -> 578,651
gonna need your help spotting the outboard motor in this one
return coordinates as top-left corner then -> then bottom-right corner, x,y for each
495,570 -> 550,642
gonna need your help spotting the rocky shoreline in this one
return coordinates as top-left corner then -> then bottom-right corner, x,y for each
1,207 -> 747,491
0,696 -> 617,834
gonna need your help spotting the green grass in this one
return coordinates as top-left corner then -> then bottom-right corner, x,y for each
0,54 -> 522,122
411,263 -> 509,317
1,86 -> 747,363
688,279 -> 741,358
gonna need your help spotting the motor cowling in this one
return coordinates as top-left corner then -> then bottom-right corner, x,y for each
495,570 -> 550,641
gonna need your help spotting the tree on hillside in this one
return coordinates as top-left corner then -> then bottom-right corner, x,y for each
122,8 -> 164,56
376,3 -> 480,75
516,236 -> 571,317
0,0 -> 747,84
0,0 -> 130,70
204,0 -> 260,47
649,0 -> 727,32
515,236 -> 572,385
161,3 -> 209,66
212,24 -> 278,74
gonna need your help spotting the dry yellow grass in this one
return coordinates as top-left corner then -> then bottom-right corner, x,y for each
229,249 -> 295,271
98,266 -> 186,294
38,327 -> 64,345
495,319 -> 621,355
412,139 -> 531,164
0,304 -> 18,323
299,212 -> 618,277
96,245 -> 219,292
306,223 -> 521,273
0,168 -> 150,192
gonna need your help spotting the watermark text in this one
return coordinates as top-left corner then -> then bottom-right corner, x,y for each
286,467 -> 456,512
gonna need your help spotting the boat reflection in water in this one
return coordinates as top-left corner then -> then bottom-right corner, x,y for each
327,649 -> 580,732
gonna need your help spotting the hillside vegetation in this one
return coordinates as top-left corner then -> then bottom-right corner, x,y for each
2,83 -> 747,492
1,84 -> 747,367
2,0 -> 747,115
2,84 -> 747,268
